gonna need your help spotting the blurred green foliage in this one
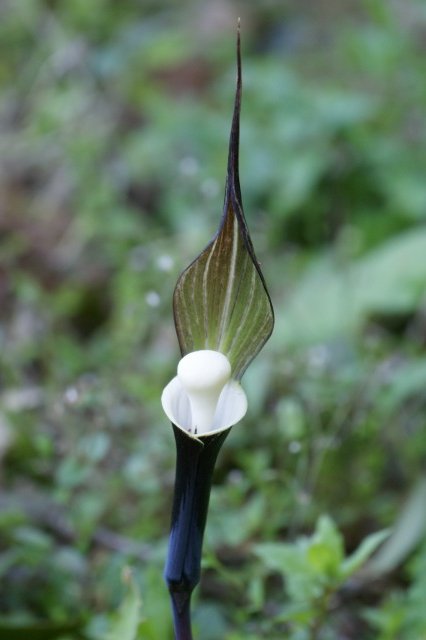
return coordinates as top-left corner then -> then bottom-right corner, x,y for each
253,516 -> 389,638
1,0 -> 426,638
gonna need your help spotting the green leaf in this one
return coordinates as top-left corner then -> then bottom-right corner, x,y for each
307,515 -> 345,576
106,568 -> 142,640
341,528 -> 390,578
254,541 -> 323,602
253,517 -> 346,603
254,516 -> 365,605
173,34 -> 274,380
253,541 -> 306,576
364,478 -> 426,577
276,228 -> 426,346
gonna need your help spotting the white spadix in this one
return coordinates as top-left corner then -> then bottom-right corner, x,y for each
177,350 -> 231,433
161,350 -> 247,437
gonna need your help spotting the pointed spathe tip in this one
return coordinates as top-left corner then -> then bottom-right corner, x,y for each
237,19 -> 241,82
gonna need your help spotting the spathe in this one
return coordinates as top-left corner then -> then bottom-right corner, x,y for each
161,377 -> 247,437
165,425 -> 230,592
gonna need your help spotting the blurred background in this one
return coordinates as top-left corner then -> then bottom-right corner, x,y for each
1,0 -> 426,638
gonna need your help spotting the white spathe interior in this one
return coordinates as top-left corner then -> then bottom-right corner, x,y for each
161,376 -> 247,436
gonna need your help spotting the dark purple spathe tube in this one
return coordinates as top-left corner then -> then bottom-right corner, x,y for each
164,425 -> 230,640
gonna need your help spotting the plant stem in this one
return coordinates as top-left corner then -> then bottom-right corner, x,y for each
169,585 -> 193,640
308,587 -> 333,640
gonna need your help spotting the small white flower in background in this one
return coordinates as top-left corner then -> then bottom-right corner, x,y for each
64,387 -> 79,404
200,177 -> 220,199
145,291 -> 161,307
179,156 -> 199,177
156,254 -> 174,272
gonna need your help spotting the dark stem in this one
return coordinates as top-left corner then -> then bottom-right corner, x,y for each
169,585 -> 194,640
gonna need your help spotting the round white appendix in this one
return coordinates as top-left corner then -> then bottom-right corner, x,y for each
177,350 -> 232,434
161,349 -> 248,436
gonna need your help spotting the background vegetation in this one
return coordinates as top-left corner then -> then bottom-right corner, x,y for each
1,0 -> 426,638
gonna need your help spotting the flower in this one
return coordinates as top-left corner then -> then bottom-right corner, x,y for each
162,350 -> 247,437
162,24 -> 274,639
